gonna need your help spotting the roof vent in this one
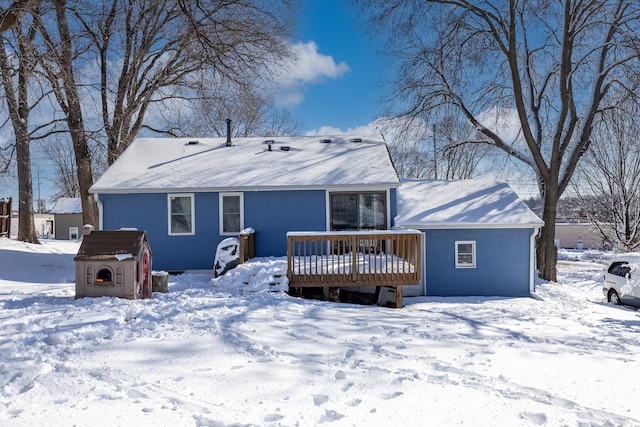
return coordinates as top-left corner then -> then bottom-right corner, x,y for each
188,140 -> 199,145
264,139 -> 275,152
279,146 -> 290,151
350,138 -> 362,143
321,138 -> 332,143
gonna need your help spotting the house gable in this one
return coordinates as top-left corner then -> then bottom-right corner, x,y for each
92,135 -> 400,271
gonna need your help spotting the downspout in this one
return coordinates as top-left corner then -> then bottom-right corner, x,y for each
529,226 -> 541,296
421,231 -> 427,296
94,193 -> 103,230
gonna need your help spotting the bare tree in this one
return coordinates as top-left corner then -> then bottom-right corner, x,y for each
31,0 -> 295,227
175,83 -> 304,138
381,115 -> 489,180
0,0 -> 48,243
0,0 -> 38,33
35,0 -> 98,227
41,135 -> 78,200
42,133 -> 107,201
438,115 -> 490,180
357,0 -> 640,280
381,117 -> 433,179
0,6 -> 40,243
71,0 -> 295,163
574,103 -> 640,251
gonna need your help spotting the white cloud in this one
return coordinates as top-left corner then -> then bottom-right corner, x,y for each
305,121 -> 382,136
272,41 -> 350,107
304,117 -> 428,140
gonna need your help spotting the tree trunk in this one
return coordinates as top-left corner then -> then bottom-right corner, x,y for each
537,185 -> 559,282
54,1 -> 97,227
15,132 -> 39,244
0,22 -> 39,244
70,127 -> 98,227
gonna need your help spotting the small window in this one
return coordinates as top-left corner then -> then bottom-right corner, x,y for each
69,226 -> 79,240
96,268 -> 113,285
455,241 -> 476,268
168,194 -> 194,235
115,266 -> 124,285
608,262 -> 631,278
86,266 -> 94,285
220,193 -> 243,235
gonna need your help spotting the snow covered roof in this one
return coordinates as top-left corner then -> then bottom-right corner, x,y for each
49,197 -> 82,214
90,136 -> 400,193
74,230 -> 149,261
394,179 -> 544,229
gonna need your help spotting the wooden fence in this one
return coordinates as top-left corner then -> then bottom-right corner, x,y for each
0,198 -> 11,238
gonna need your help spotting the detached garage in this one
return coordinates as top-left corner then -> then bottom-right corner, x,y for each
395,180 -> 544,297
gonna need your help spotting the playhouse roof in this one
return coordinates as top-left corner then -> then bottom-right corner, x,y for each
90,135 -> 399,193
49,197 -> 82,214
394,179 -> 544,229
74,230 -> 150,261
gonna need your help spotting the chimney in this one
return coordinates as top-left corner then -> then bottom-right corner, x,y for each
226,118 -> 232,146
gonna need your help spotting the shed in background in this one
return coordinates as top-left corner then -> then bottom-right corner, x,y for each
50,197 -> 83,240
555,222 -> 605,250
74,229 -> 152,300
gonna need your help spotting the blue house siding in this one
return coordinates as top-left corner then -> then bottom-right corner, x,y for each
389,188 -> 397,226
244,190 -> 326,257
424,228 -> 534,297
99,190 -> 328,270
99,193 -> 219,271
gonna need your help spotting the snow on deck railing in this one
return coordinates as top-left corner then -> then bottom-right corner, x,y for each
286,230 -> 421,288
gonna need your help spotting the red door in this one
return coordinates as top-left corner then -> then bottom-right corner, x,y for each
141,252 -> 150,298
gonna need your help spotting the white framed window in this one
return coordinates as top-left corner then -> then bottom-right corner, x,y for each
220,193 -> 244,235
69,226 -> 79,240
455,241 -> 476,268
168,194 -> 195,235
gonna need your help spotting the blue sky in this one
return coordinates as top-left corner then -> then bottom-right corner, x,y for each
2,1 -> 391,206
284,0 -> 388,134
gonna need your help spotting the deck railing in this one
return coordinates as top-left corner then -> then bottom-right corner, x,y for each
286,230 -> 421,290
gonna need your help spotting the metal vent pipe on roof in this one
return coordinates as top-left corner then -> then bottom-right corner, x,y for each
226,118 -> 232,146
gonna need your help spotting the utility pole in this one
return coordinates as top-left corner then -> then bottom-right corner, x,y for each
432,124 -> 437,180
37,170 -> 42,213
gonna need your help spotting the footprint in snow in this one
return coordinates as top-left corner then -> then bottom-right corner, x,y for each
319,409 -> 345,423
381,391 -> 403,400
341,382 -> 354,392
313,394 -> 329,406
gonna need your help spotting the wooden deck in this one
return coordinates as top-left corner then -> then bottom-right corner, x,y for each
286,230 -> 421,307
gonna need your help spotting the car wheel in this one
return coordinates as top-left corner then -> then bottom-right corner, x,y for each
608,289 -> 622,305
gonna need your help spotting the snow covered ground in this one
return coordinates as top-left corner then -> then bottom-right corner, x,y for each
1,238 -> 639,426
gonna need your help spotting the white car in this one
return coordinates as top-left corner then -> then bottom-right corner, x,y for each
603,261 -> 640,308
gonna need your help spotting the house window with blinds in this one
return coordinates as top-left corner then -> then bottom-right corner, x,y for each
329,192 -> 386,231
168,194 -> 194,235
455,241 -> 476,268
220,193 -> 244,235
